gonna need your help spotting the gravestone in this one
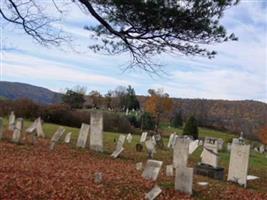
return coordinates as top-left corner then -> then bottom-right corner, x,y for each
227,141 -> 250,187
116,134 -> 126,149
167,133 -> 176,148
259,145 -> 265,153
111,147 -> 124,158
142,159 -> 163,181
218,138 -> 224,151
26,119 -> 37,133
76,123 -> 90,148
166,165 -> 174,177
175,166 -> 193,195
136,162 -> 143,171
145,138 -> 156,159
200,137 -> 219,168
11,118 -> 23,143
189,140 -> 199,154
50,127 -> 65,150
145,185 -> 162,200
0,117 -> 3,140
173,137 -> 190,168
198,140 -> 203,146
36,117 -> 45,137
140,132 -> 148,143
126,133 -> 133,143
90,112 -> 103,152
64,132 -> 72,144
8,111 -> 16,131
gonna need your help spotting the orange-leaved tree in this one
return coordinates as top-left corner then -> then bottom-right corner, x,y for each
144,89 -> 173,131
258,125 -> 267,145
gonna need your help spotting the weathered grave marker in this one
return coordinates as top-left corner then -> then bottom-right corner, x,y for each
145,185 -> 162,200
200,137 -> 219,168
259,145 -> 265,153
136,162 -> 143,171
76,123 -> 90,148
111,147 -> 124,158
173,137 -> 189,168
227,141 -> 250,187
142,160 -> 163,181
126,133 -> 133,143
50,127 -> 65,150
90,111 -> 103,152
189,140 -> 199,154
0,117 -> 3,140
175,166 -> 193,195
26,119 -> 37,134
36,117 -> 45,137
145,138 -> 156,159
11,118 -> 23,143
167,133 -> 176,148
140,132 -> 148,143
218,138 -> 224,151
166,165 -> 174,177
8,111 -> 16,131
64,132 -> 72,144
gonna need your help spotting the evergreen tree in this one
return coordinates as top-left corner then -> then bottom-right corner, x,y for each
126,85 -> 140,110
171,112 -> 183,128
183,116 -> 199,139
62,90 -> 85,109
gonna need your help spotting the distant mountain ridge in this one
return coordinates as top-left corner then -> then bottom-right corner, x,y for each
0,81 -> 62,104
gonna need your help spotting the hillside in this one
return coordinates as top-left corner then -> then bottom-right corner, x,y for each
0,81 -> 62,104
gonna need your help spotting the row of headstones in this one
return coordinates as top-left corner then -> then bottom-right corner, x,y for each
138,135 -> 252,199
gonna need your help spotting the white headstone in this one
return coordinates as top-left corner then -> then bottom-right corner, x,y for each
126,133 -> 133,143
90,112 -> 103,152
64,132 -> 72,144
8,111 -> 16,131
111,147 -> 124,158
173,137 -> 189,168
145,185 -> 162,200
136,162 -> 143,171
11,118 -> 23,143
0,117 -> 3,140
167,133 -> 176,148
76,123 -> 90,148
166,165 -> 174,177
140,132 -> 148,143
189,140 -> 199,154
217,138 -> 224,151
227,143 -> 250,187
117,134 -> 126,149
227,143 -> 231,152
50,127 -> 65,150
36,117 -> 45,137
259,145 -> 265,153
142,160 -> 163,181
26,119 -> 37,133
145,139 -> 156,153
175,166 -> 193,195
200,137 -> 219,168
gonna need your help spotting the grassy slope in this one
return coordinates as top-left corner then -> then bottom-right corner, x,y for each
1,118 -> 267,197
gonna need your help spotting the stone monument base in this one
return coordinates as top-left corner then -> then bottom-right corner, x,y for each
194,164 -> 224,180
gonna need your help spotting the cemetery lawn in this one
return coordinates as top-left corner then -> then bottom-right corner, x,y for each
0,119 -> 266,200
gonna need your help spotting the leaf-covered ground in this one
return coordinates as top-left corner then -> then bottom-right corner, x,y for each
0,132 -> 266,200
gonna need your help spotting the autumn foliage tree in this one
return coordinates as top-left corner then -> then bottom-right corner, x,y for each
144,89 -> 173,130
258,125 -> 267,145
89,90 -> 103,108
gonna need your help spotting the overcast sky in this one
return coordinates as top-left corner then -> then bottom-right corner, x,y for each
1,1 -> 267,102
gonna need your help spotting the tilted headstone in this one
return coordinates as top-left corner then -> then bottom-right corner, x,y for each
189,140 -> 199,154
126,133 -> 133,143
11,118 -> 23,143
8,111 -> 16,131
198,140 -> 204,146
166,165 -> 174,177
217,138 -> 224,151
64,132 -> 72,144
259,145 -> 265,153
76,123 -> 90,148
117,134 -> 126,149
26,119 -> 37,133
175,166 -> 193,195
49,127 -> 65,150
136,162 -> 143,171
140,132 -> 148,143
145,185 -> 162,200
0,117 -> 3,140
227,141 -> 250,187
111,147 -> 124,158
200,137 -> 219,168
142,159 -> 163,181
90,111 -> 103,152
173,137 -> 190,168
